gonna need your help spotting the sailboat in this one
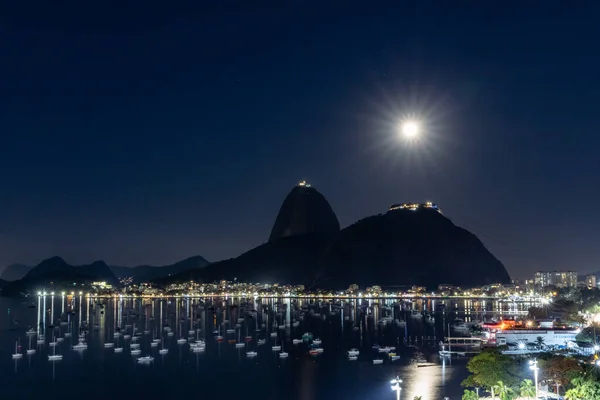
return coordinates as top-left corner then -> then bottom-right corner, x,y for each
48,340 -> 62,361
72,339 -> 87,351
159,338 -> 169,355
12,340 -> 23,359
279,338 -> 288,358
191,329 -> 206,353
226,320 -> 235,334
123,324 -> 132,340
151,327 -> 160,347
244,325 -> 252,342
235,328 -> 245,348
104,329 -> 115,348
113,329 -> 123,352
27,335 -> 36,355
254,316 -> 261,333
270,321 -> 278,338
190,326 -> 206,352
64,322 -> 72,338
271,335 -> 281,351
137,355 -> 154,364
216,324 -> 224,342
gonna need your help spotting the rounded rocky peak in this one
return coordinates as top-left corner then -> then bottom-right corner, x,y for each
39,256 -> 68,268
269,181 -> 340,242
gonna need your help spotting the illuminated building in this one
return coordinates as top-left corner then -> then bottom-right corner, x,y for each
91,281 -> 113,290
534,271 -> 578,288
388,201 -> 442,213
586,274 -> 597,290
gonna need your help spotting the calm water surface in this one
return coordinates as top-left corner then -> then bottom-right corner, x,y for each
0,296 -> 536,400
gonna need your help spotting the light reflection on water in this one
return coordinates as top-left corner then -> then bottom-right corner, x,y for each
0,296 -> 538,399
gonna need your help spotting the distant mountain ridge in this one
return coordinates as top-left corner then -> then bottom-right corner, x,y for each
1,255 -> 209,296
0,264 -> 33,281
109,255 -> 209,282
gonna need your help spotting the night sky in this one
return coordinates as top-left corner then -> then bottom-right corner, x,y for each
1,2 -> 599,278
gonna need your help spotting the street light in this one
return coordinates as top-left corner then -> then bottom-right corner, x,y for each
529,359 -> 539,400
390,376 -> 402,400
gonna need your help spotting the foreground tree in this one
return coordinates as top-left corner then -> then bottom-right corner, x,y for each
541,356 -> 583,395
461,349 -> 520,396
493,381 -> 516,400
519,379 -> 536,399
565,377 -> 600,400
462,389 -> 478,400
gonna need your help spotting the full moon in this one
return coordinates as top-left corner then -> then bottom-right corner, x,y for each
401,121 -> 419,138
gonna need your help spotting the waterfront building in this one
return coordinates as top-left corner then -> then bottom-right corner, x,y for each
495,328 -> 579,348
534,271 -> 578,288
586,274 -> 597,290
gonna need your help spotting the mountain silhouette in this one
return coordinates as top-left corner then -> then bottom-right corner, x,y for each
163,198 -> 510,288
25,256 -> 70,278
319,207 -> 510,288
269,182 -> 340,241
1,187 -> 510,294
109,255 -> 209,282
170,235 -> 330,285
0,264 -> 32,281
80,260 -> 116,283
0,254 -> 210,296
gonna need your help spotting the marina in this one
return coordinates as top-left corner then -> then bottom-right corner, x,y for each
0,295 -> 544,399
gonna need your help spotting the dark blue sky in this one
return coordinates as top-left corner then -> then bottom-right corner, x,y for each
1,2 -> 599,278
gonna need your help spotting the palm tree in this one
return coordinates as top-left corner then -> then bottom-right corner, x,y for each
493,381 -> 516,400
462,390 -> 478,400
536,336 -> 545,349
520,379 -> 536,400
